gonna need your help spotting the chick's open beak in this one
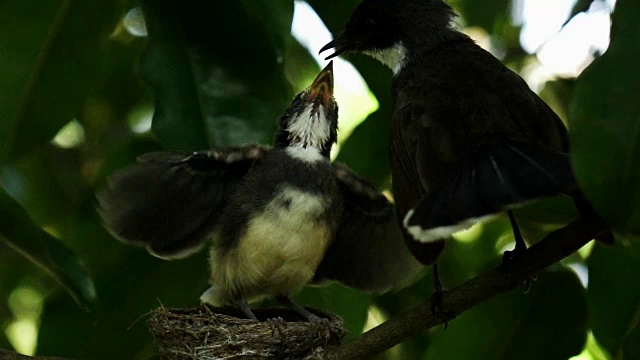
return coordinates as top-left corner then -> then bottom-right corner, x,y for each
309,61 -> 334,106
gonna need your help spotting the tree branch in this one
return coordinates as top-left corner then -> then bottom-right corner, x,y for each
328,216 -> 609,360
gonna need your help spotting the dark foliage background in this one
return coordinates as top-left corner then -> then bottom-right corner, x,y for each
0,0 -> 638,359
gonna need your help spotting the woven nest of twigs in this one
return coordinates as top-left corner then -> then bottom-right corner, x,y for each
148,306 -> 347,360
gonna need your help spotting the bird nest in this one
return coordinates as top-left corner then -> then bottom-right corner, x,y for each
148,306 -> 347,360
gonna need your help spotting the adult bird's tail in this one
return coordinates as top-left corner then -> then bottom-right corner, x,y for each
403,138 -> 606,243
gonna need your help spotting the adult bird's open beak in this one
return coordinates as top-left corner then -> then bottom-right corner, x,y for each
309,61 -> 334,106
319,39 -> 347,60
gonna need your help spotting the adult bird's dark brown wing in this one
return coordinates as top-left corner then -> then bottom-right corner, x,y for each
97,145 -> 269,259
395,39 -> 583,246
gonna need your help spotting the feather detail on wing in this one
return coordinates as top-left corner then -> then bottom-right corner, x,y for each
313,162 -> 423,292
96,145 -> 269,259
404,139 -> 578,243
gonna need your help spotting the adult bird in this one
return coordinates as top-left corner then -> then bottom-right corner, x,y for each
319,0 -> 611,288
97,62 -> 422,321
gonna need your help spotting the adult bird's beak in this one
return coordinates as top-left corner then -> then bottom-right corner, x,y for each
309,61 -> 334,106
319,39 -> 347,60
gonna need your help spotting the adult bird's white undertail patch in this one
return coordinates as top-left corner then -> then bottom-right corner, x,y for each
403,209 -> 497,243
364,42 -> 407,75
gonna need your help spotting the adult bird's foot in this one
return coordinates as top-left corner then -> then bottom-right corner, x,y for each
502,210 -> 535,293
502,245 -> 527,268
502,210 -> 528,268
430,264 -> 450,329
503,247 -> 536,293
430,287 -> 445,315
522,274 -> 537,293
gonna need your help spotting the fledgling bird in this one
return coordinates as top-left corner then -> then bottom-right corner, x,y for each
320,0 -> 611,276
97,62 -> 422,321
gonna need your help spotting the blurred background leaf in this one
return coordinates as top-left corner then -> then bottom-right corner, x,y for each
139,0 -> 293,150
454,0 -> 511,32
426,271 -> 588,360
0,187 -> 96,313
0,0 -> 122,160
570,0 -> 640,238
0,0 -> 631,358
587,240 -> 640,359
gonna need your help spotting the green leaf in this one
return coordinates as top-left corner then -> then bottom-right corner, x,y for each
139,0 -> 294,150
334,58 -> 393,187
241,0 -> 294,50
0,186 -> 96,314
588,241 -> 640,358
569,0 -> 640,237
0,0 -> 121,160
622,326 -> 640,360
425,271 -> 587,360
283,37 -> 321,93
453,0 -> 510,32
514,197 -> 579,228
336,110 -> 392,187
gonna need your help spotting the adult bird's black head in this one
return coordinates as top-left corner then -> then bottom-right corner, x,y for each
275,62 -> 338,160
319,0 -> 611,275
319,0 -> 457,73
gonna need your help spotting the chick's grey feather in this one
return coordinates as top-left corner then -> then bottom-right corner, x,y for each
96,145 -> 268,259
98,146 -> 422,293
314,162 -> 423,292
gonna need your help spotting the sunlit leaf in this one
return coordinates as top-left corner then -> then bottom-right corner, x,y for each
283,37 -> 321,93
0,0 -> 121,160
570,0 -> 640,237
588,241 -> 640,358
139,0 -> 294,150
564,0 -> 595,27
0,187 -> 96,313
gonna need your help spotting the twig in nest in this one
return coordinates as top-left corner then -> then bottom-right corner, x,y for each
148,305 -> 347,359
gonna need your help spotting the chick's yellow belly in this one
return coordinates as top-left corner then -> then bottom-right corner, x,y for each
209,188 -> 332,304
